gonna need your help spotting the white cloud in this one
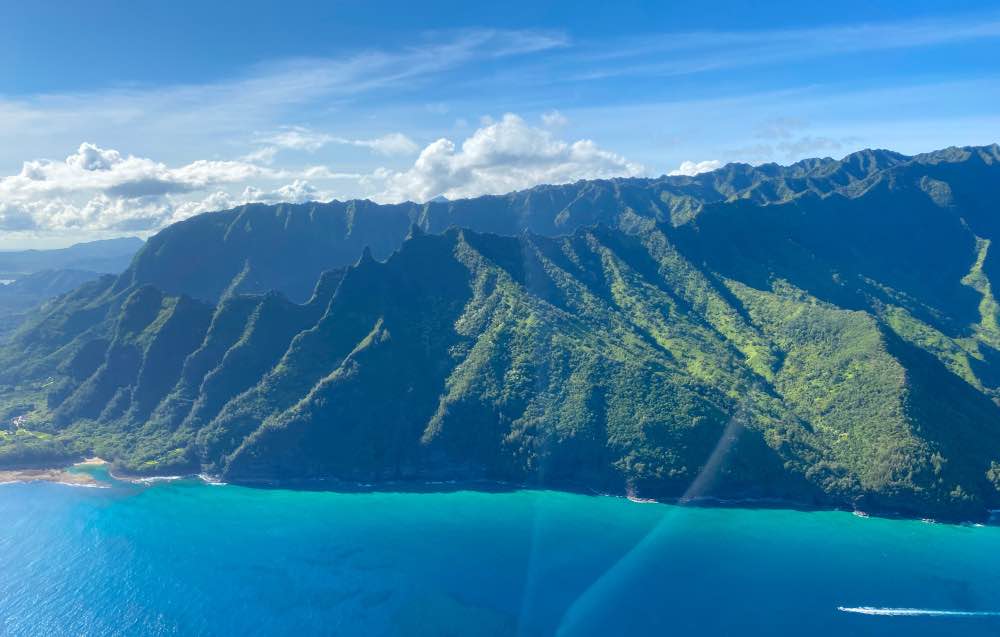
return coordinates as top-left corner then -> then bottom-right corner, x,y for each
0,202 -> 38,231
252,127 -> 418,159
169,190 -> 239,224
541,110 -> 569,127
0,143 -> 341,232
1,143 -> 280,206
0,115 -> 641,234
240,146 -> 279,164
302,166 -> 364,180
65,142 -> 124,171
258,126 -> 334,152
349,133 -> 419,156
7,194 -> 176,232
241,179 -> 325,204
668,160 -> 723,176
0,176 -> 333,233
371,113 -> 644,203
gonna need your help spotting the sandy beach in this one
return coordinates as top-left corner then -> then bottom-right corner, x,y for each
0,467 -> 101,487
76,457 -> 109,467
0,457 -> 109,487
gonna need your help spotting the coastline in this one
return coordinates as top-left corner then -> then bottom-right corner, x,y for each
201,473 -> 1000,526
1,459 -> 996,526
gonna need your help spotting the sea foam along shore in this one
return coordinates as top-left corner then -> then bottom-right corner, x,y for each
106,467 -> 226,486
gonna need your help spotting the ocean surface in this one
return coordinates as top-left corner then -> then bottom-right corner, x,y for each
2,469 -> 1000,636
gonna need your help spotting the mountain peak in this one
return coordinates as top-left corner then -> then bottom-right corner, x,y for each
838,148 -> 909,174
913,143 -> 1000,166
357,245 -> 376,266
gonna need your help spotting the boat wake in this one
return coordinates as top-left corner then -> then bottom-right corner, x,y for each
839,606 -> 1000,617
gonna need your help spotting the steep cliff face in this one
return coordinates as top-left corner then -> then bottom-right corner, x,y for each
110,146 -> 985,303
3,145 -> 1000,520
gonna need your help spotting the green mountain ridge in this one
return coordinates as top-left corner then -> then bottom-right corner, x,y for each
114,145 -> 996,303
3,144 -> 1000,521
0,237 -> 145,341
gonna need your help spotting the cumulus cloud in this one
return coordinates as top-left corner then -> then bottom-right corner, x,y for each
668,160 -> 723,176
371,113 -> 644,203
5,194 -> 176,232
0,142 -> 336,232
169,190 -> 239,223
0,202 -> 38,231
163,180 -> 329,228
3,143 -> 276,202
241,179 -> 325,204
66,142 -> 124,171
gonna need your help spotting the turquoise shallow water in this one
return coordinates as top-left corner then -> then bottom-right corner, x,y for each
2,472 -> 1000,636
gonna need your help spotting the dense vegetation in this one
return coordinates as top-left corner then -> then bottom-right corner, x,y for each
2,145 -> 1000,520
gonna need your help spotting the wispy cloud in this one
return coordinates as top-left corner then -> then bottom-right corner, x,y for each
252,126 -> 420,159
256,127 -> 335,152
0,29 -> 569,167
541,109 -> 569,127
559,13 -> 1000,81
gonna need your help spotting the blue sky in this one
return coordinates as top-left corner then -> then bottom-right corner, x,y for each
2,0 -> 1000,247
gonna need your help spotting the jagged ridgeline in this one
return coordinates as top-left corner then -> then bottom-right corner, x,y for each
3,144 -> 1000,520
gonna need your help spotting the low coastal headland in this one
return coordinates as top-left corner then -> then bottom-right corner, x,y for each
0,457 -> 107,487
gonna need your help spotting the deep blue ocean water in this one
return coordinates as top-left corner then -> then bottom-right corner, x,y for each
2,470 -> 1000,636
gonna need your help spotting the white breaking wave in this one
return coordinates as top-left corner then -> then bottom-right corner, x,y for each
839,606 -> 1000,617
197,474 -> 227,486
130,475 -> 184,484
56,481 -> 110,489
